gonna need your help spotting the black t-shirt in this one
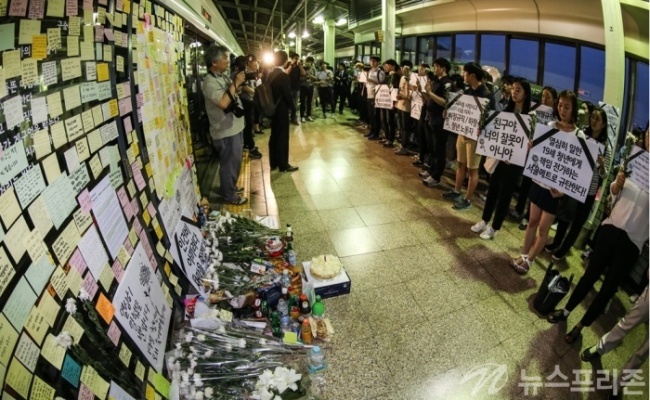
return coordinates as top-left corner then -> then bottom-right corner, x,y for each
426,75 -> 453,125
464,83 -> 496,111
288,65 -> 301,91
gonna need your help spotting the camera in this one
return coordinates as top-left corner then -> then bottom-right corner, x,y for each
224,101 -> 244,118
245,71 -> 257,81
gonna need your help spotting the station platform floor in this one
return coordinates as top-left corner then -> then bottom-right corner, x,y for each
200,109 -> 648,400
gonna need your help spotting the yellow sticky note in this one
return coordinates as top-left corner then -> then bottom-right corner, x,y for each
32,35 -> 48,60
6,357 -> 32,398
0,314 -> 19,366
145,163 -> 152,178
98,263 -> 115,291
31,376 -> 56,400
66,265 -> 83,295
135,360 -> 145,381
37,291 -> 60,327
153,219 -> 163,239
117,245 -> 131,266
80,365 -> 110,399
41,334 -> 66,369
145,384 -> 156,400
119,343 -> 132,367
142,209 -> 151,226
96,62 -> 109,82
23,307 -> 48,346
108,98 -> 119,117
62,314 -> 84,344
50,266 -> 70,299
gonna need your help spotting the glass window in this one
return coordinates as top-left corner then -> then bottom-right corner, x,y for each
543,42 -> 576,92
418,37 -> 434,65
454,34 -> 475,63
632,62 -> 649,131
436,36 -> 452,61
577,47 -> 605,104
402,37 -> 416,65
480,34 -> 506,72
509,38 -> 539,82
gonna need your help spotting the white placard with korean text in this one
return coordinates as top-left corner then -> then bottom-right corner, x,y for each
410,92 -> 422,120
374,85 -> 393,110
113,242 -> 170,372
477,111 -> 532,167
531,103 -> 555,127
523,125 -> 600,202
170,219 -> 208,296
626,146 -> 649,193
443,93 -> 490,140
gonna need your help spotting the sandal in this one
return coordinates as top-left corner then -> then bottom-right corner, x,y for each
564,326 -> 582,344
227,196 -> 247,205
547,309 -> 568,324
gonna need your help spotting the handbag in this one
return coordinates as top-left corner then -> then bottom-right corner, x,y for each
484,157 -> 499,174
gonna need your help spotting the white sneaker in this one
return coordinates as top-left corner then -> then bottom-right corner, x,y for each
306,116 -> 314,122
418,170 -> 430,178
422,176 -> 440,187
480,226 -> 496,240
301,117 -> 306,123
471,220 -> 487,233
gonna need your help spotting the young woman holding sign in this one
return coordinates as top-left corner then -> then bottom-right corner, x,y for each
546,108 -> 610,260
511,90 -> 584,274
471,78 -> 531,239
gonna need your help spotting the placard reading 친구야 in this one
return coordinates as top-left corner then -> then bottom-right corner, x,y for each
476,111 -> 531,166
443,93 -> 490,140
523,125 -> 600,202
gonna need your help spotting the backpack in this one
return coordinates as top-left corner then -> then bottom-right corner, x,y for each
254,72 -> 280,117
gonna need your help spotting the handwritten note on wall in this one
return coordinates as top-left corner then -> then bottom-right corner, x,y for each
113,242 -> 170,372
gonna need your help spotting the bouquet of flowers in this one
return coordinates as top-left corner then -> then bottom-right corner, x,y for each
168,326 -> 311,400
617,132 -> 638,176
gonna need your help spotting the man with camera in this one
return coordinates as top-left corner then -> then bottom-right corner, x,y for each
232,55 -> 263,160
202,45 -> 247,205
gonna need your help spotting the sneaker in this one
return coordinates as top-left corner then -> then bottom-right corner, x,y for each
442,190 -> 461,201
480,226 -> 496,240
382,141 -> 394,148
518,219 -> 528,230
306,116 -> 315,122
249,148 -> 263,159
394,148 -> 409,155
580,248 -> 593,260
301,117 -> 306,123
367,135 -> 381,141
478,193 -> 487,202
545,243 -> 558,253
418,170 -> 430,178
471,220 -> 487,233
452,198 -> 472,210
551,222 -> 558,231
508,210 -> 523,222
580,347 -> 601,363
422,176 -> 440,187
551,250 -> 567,261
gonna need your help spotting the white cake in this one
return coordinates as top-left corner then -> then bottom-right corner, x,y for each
310,254 -> 342,280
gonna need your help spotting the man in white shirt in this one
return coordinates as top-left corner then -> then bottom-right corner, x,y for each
365,56 -> 385,140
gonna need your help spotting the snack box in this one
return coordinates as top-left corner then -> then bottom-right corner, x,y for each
301,262 -> 351,299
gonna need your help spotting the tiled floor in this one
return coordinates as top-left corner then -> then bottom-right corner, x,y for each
229,111 -> 647,399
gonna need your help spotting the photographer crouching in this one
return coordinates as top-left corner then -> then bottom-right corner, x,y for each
202,45 -> 247,205
232,55 -> 263,159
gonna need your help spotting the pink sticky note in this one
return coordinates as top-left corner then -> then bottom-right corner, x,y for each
95,26 -> 104,42
116,187 -> 129,207
124,240 -> 134,255
122,202 -> 133,222
131,162 -> 146,191
8,0 -> 27,16
130,198 -> 140,214
107,321 -> 121,346
133,218 -> 142,235
122,115 -> 132,133
78,384 -> 94,400
83,0 -> 93,10
111,259 -> 124,283
66,0 -> 78,16
147,202 -> 156,219
104,28 -> 114,41
28,0 -> 44,19
149,255 -> 157,270
144,13 -> 150,28
118,97 -> 132,116
69,249 -> 88,274
77,189 -> 92,213
82,272 -> 98,299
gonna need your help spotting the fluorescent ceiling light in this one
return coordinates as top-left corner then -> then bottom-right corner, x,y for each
335,17 -> 347,26
302,29 -> 310,38
313,15 -> 324,24
288,31 -> 296,38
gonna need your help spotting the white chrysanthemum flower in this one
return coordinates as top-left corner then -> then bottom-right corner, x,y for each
181,371 -> 190,382
190,359 -> 197,369
259,338 -> 267,346
65,298 -> 77,315
238,338 -> 246,349
78,288 -> 91,301
185,332 -> 194,343
204,349 -> 213,358
225,343 -> 232,352
218,326 -> 226,334
194,391 -> 204,400
55,332 -> 73,349
197,334 -> 206,342
204,387 -> 213,397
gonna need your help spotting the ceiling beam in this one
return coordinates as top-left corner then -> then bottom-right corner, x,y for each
253,0 -> 258,45
218,2 -> 289,20
215,3 -> 245,53
262,0 -> 280,48
234,0 -> 250,54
